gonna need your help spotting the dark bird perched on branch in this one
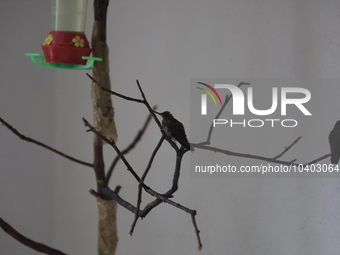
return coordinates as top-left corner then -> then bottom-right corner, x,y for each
154,111 -> 190,150
329,120 -> 340,164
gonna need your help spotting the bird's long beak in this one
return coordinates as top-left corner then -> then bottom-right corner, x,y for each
154,111 -> 161,115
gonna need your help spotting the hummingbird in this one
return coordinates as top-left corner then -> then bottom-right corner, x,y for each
154,111 -> 190,150
329,120 -> 340,164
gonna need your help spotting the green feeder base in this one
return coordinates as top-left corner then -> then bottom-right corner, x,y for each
25,53 -> 102,70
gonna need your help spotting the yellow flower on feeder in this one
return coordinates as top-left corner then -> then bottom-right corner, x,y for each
73,35 -> 84,48
43,34 -> 53,46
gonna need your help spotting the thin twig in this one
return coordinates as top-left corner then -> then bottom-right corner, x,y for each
93,182 -> 187,218
197,144 -> 328,166
0,117 -> 93,168
84,76 -> 202,249
84,119 -> 202,248
85,118 -> 184,197
191,211 -> 202,251
162,147 -> 185,197
92,181 -> 202,249
106,106 -> 157,185
147,191 -> 202,251
0,218 -> 67,255
90,183 -> 137,215
86,76 -> 188,195
84,118 -> 148,188
87,74 -> 179,151
129,136 -> 164,236
87,73 -> 144,103
305,154 -> 331,165
135,80 -> 177,150
273,136 -> 302,159
85,118 -> 167,196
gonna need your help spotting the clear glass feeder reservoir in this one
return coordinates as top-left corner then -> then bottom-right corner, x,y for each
42,0 -> 92,65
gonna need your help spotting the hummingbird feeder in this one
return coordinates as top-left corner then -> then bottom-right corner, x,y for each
26,0 -> 101,69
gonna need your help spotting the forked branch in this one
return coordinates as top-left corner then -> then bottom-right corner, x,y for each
84,74 -> 201,250
106,107 -> 156,185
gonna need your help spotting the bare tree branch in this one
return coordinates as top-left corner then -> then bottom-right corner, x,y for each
134,80 -> 179,150
87,74 -> 181,152
83,118 -> 202,249
85,75 -> 202,249
90,183 -> 137,214
305,154 -> 331,165
87,73 -> 143,103
129,136 -> 164,236
0,117 -> 93,168
84,117 -> 186,198
196,144 -> 328,166
273,136 -> 302,159
106,107 -> 156,185
90,182 -> 202,250
84,118 -> 157,193
191,211 -> 202,251
84,118 -> 146,183
0,217 -> 67,255
91,1 -> 119,253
